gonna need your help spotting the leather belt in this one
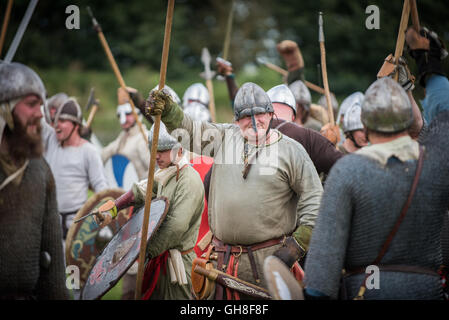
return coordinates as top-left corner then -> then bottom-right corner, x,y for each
212,235 -> 284,299
212,236 -> 284,254
180,247 -> 194,255
345,264 -> 440,278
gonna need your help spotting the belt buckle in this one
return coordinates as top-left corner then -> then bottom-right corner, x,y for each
233,245 -> 243,258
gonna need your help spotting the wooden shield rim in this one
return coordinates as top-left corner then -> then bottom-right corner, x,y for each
65,188 -> 128,264
263,255 -> 304,300
81,196 -> 170,300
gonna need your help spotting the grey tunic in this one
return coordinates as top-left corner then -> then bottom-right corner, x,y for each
167,114 -> 323,292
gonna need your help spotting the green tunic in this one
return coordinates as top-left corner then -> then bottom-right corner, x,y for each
133,161 -> 204,299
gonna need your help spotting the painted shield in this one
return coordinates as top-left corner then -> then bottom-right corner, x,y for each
104,154 -> 139,191
65,188 -> 132,287
80,197 -> 169,300
263,256 -> 304,300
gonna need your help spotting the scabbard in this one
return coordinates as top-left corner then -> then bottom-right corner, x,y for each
194,265 -> 272,300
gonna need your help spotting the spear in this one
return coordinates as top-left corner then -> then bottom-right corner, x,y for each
222,0 -> 235,61
318,12 -> 335,125
0,0 -> 13,57
4,0 -> 38,63
200,47 -> 217,122
134,0 -> 175,300
392,0 -> 411,81
255,57 -> 330,96
87,6 -> 148,144
409,0 -> 420,33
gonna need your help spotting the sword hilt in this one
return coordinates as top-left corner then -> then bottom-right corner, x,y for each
74,210 -> 102,224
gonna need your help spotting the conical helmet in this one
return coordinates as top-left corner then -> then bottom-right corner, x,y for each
234,82 -> 273,120
54,97 -> 83,126
361,77 -> 413,133
267,84 -> 296,115
0,62 -> 46,104
182,83 -> 209,108
48,93 -> 69,111
318,93 -> 339,116
183,102 -> 211,122
343,103 -> 364,133
337,92 -> 364,126
288,80 -> 311,111
148,121 -> 180,152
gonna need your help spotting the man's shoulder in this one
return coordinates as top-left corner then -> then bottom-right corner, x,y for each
182,164 -> 203,182
278,131 -> 307,153
26,157 -> 55,186
328,152 -> 381,179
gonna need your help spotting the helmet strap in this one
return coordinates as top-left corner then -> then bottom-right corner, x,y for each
60,122 -> 77,147
349,131 -> 364,149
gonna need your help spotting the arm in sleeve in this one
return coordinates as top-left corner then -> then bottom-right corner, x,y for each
161,99 -> 231,156
131,178 -> 158,207
35,167 -> 69,299
303,160 -> 354,299
421,74 -> 449,123
305,128 -> 344,175
288,145 -> 323,251
86,145 -> 109,192
146,172 -> 205,258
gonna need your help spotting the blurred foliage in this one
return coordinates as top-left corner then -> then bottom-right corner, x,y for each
2,0 -> 449,143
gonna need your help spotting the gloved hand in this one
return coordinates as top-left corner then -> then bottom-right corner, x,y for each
277,40 -> 305,72
320,123 -> 341,146
146,88 -> 175,116
405,27 -> 448,87
93,199 -> 118,228
216,58 -> 233,76
273,237 -> 305,269
377,54 -> 415,91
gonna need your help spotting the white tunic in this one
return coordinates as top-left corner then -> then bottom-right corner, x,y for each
41,120 -> 109,212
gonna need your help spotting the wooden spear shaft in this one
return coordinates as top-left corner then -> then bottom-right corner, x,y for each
205,79 -> 216,122
393,0 -> 411,82
88,7 -> 148,143
86,104 -> 99,129
318,12 -> 335,125
262,60 -> 330,96
134,0 -> 175,300
409,0 -> 420,33
222,0 -> 235,61
96,31 -> 148,142
0,0 -> 14,56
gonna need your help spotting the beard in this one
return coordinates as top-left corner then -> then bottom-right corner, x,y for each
3,114 -> 43,162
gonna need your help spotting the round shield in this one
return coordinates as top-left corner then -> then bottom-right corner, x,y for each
65,188 -> 131,287
80,197 -> 169,300
104,154 -> 139,191
263,256 -> 304,300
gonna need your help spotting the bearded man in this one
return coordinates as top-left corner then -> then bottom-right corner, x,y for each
0,62 -> 68,299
